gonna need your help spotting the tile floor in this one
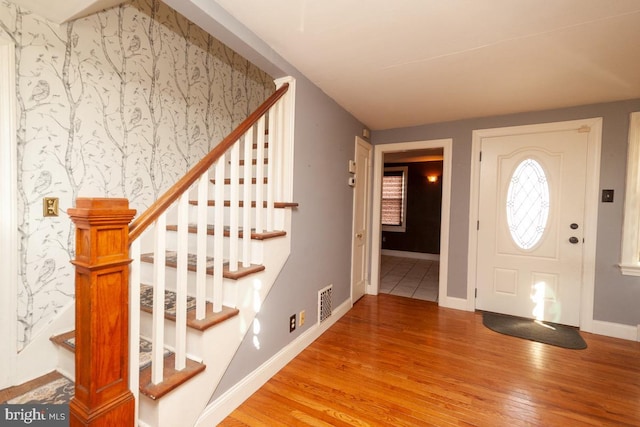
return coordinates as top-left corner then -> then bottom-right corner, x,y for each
379,255 -> 439,302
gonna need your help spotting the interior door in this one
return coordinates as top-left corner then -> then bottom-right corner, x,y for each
351,136 -> 371,302
476,128 -> 589,326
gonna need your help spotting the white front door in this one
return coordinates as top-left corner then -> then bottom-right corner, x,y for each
351,136 -> 371,302
476,125 -> 592,326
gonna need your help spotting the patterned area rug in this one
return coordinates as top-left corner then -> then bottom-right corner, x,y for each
7,377 -> 74,404
140,284 -> 197,316
64,337 -> 172,370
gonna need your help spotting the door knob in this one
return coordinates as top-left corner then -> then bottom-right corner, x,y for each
569,236 -> 579,244
356,233 -> 363,238
570,223 -> 579,230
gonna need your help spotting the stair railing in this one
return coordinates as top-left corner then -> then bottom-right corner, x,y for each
125,78 -> 293,417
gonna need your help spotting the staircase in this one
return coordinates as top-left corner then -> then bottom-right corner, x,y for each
1,77 -> 297,426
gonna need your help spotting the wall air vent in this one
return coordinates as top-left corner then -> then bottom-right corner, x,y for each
318,284 -> 333,324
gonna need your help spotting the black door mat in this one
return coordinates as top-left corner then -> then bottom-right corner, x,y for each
482,311 -> 587,350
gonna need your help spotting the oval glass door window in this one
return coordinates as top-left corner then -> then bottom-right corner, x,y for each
506,159 -> 550,249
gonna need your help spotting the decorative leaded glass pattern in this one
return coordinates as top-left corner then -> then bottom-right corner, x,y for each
506,159 -> 550,249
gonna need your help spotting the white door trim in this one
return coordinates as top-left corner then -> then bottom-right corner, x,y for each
351,136 -> 372,304
0,36 -> 18,388
467,118 -> 602,331
370,139 -> 452,308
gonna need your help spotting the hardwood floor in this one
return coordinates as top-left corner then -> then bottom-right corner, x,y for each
221,294 -> 640,426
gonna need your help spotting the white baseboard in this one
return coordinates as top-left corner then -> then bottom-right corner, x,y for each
438,295 -> 469,311
588,319 -> 639,341
195,298 -> 352,426
381,249 -> 440,261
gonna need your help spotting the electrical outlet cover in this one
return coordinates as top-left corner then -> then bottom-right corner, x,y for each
289,314 -> 296,332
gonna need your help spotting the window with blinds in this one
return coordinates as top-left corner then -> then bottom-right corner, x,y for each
382,166 -> 408,232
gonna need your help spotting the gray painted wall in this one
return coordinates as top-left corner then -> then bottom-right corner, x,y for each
213,75 -> 363,397
373,99 -> 640,326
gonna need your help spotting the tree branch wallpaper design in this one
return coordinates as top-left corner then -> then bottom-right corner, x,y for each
0,0 -> 274,351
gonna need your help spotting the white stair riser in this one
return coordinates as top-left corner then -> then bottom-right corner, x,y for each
139,311 -> 206,358
201,165 -> 268,184
139,263 -> 239,307
184,207 -> 286,231
186,205 -> 267,227
220,164 -> 269,180
164,230 -> 265,263
215,183 -> 266,200
220,145 -> 269,161
54,346 -> 75,382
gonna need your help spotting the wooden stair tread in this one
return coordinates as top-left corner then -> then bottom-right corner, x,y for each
166,224 -> 286,240
139,283 -> 240,331
52,332 -> 174,369
139,354 -> 206,400
50,331 -> 206,401
140,251 -> 265,279
50,330 -> 76,353
188,200 -> 299,208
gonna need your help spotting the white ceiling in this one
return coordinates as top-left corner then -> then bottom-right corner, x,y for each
211,0 -> 640,130
10,0 -> 640,131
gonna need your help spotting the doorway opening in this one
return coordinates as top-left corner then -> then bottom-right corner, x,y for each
379,148 -> 443,302
370,139 -> 452,307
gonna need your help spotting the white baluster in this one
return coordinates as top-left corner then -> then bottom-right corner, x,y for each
129,239 -> 141,424
152,213 -> 166,384
266,105 -> 276,232
273,99 -> 286,201
275,99 -> 288,231
229,141 -> 240,272
243,126 -> 254,267
175,193 -> 189,371
255,117 -> 266,233
196,172 -> 208,320
214,157 -> 225,313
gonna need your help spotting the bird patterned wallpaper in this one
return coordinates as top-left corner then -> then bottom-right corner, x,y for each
0,0 -> 274,351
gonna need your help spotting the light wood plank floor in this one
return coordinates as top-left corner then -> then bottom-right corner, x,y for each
221,294 -> 640,426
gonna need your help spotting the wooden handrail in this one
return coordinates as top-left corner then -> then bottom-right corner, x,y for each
129,83 -> 290,242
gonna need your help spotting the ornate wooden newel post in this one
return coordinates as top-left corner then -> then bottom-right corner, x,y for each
68,198 -> 137,427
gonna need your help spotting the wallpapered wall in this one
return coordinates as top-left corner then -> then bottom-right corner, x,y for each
0,0 -> 274,351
